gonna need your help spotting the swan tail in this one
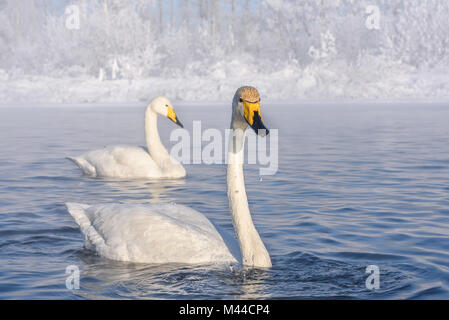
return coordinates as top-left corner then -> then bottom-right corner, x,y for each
65,202 -> 107,252
66,156 -> 97,176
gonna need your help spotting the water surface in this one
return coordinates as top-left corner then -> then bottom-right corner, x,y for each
0,102 -> 448,299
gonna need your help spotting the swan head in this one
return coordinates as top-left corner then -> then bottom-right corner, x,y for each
232,86 -> 269,136
150,96 -> 183,128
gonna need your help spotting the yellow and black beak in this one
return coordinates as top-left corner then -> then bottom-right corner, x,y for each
167,107 -> 183,128
242,100 -> 269,136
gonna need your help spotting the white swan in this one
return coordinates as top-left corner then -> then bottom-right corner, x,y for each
66,86 -> 272,268
67,97 -> 186,179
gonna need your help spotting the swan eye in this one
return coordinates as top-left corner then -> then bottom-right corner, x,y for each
239,98 -> 243,103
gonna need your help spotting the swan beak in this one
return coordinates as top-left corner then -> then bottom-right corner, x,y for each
243,101 -> 269,136
167,107 -> 184,128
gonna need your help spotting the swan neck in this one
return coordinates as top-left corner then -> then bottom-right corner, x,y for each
227,125 -> 271,268
145,106 -> 170,167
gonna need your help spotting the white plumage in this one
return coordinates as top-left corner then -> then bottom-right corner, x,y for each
66,202 -> 239,264
68,146 -> 164,178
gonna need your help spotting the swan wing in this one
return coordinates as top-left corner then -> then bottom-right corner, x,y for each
66,202 -> 237,264
68,146 -> 163,178
67,156 -> 97,176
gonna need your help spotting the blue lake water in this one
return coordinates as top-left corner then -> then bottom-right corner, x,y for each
0,102 -> 449,299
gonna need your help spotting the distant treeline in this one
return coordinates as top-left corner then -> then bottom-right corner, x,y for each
1,0 -> 448,79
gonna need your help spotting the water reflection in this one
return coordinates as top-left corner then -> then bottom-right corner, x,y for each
85,177 -> 186,204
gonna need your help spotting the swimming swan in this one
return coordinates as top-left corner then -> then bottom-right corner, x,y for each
67,97 -> 186,179
66,87 -> 272,268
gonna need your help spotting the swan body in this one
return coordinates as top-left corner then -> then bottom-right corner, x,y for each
66,87 -> 272,268
68,146 -> 163,178
68,97 -> 186,179
66,202 -> 239,264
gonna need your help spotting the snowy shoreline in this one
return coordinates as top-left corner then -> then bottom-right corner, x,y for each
2,69 -> 449,105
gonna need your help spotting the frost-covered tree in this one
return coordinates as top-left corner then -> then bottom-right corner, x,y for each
1,0 -> 449,101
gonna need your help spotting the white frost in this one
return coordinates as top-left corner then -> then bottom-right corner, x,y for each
1,1 -> 449,103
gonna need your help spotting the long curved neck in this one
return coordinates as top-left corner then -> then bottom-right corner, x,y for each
227,119 -> 272,268
145,106 -> 171,169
